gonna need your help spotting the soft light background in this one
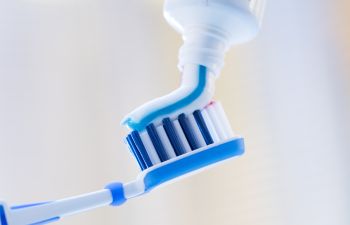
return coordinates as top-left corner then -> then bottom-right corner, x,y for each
0,0 -> 349,225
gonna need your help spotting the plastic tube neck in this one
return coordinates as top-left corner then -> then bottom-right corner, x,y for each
179,25 -> 231,76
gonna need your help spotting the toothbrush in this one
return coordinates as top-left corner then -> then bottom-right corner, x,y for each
0,66 -> 244,225
0,0 -> 265,224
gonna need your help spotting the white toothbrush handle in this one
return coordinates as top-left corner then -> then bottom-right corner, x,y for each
1,182 -> 126,225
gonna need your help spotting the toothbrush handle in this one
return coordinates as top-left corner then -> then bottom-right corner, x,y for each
1,182 -> 126,225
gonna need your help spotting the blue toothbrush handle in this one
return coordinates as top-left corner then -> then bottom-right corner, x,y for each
0,182 -> 126,225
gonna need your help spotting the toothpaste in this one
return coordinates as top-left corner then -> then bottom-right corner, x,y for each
122,64 -> 215,131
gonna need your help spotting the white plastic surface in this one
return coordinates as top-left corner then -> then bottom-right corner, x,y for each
9,190 -> 112,225
123,181 -> 146,199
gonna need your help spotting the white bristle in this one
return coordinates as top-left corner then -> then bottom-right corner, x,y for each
127,102 -> 234,169
205,105 -> 227,140
156,126 -> 177,159
201,109 -> 220,143
210,103 -> 230,140
139,131 -> 161,165
215,102 -> 234,138
187,114 -> 206,147
173,119 -> 192,153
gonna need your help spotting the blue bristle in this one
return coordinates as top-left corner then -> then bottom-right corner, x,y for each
193,110 -> 214,145
126,135 -> 146,170
146,123 -> 170,162
131,131 -> 153,168
178,113 -> 200,150
162,118 -> 186,156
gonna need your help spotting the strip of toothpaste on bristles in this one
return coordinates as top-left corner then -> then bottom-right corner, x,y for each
122,64 -> 216,131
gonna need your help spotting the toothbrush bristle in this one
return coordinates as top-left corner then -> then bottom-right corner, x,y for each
125,101 -> 235,170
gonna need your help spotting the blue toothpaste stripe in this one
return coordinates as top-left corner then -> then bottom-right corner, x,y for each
131,131 -> 153,168
146,124 -> 169,162
124,65 -> 208,131
193,110 -> 214,145
178,114 -> 200,150
162,118 -> 186,156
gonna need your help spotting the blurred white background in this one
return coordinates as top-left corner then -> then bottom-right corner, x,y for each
0,0 -> 349,225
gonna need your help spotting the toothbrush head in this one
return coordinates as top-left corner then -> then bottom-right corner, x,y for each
123,101 -> 244,197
